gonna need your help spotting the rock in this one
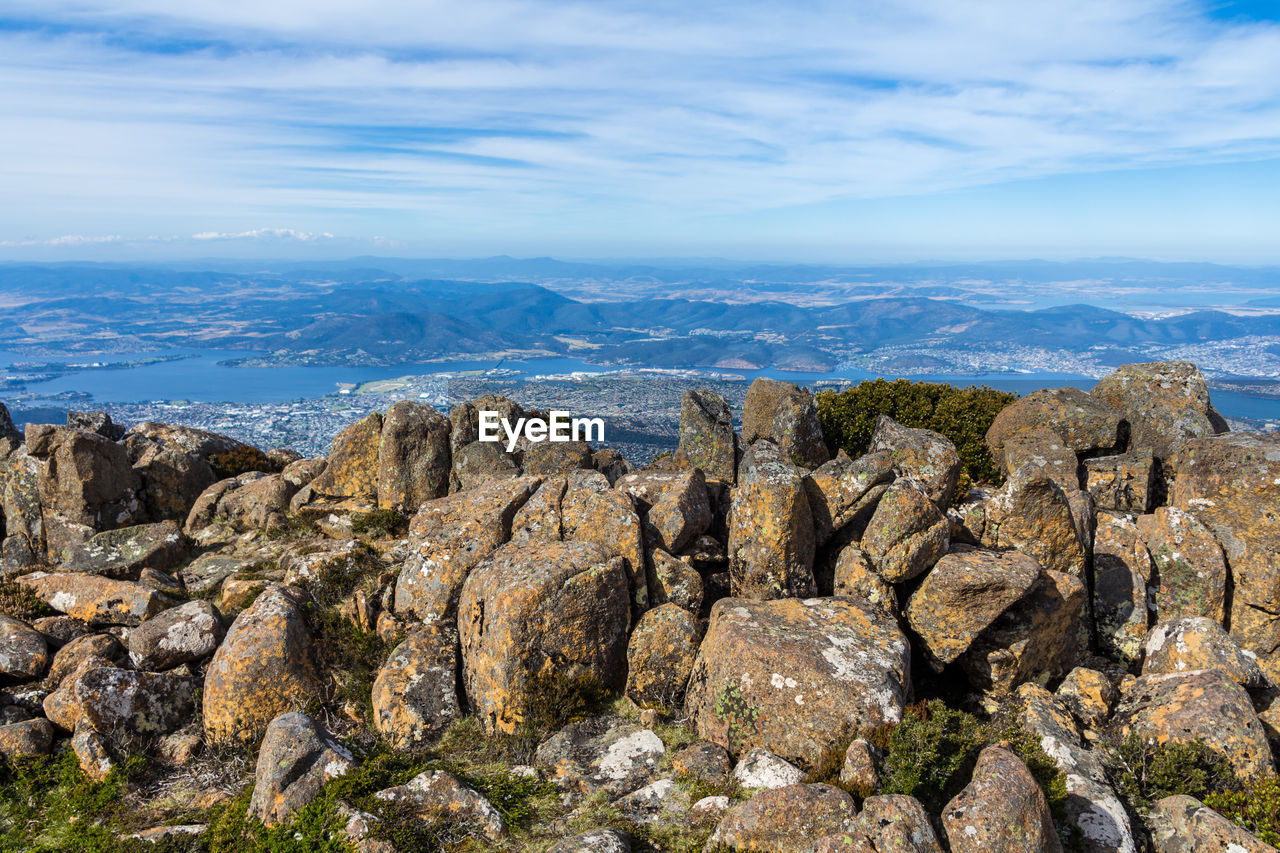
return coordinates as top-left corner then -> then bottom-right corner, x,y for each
202,585 -> 322,745
179,557 -> 249,598
548,829 -> 632,853
1112,668 -> 1273,782
645,468 -> 712,554
861,478 -> 949,583
371,620 -> 461,750
126,825 -> 209,845
449,395 -> 525,455
308,412 -> 383,503
905,548 -> 1040,671
450,440 -> 521,491
1148,795 -> 1280,853
0,402 -> 21,449
374,769 -> 505,841
207,472 -> 298,531
677,389 -> 737,484
249,712 -> 356,826
458,540 -> 630,735
29,426 -> 143,556
127,599 -> 224,671
592,448 -> 633,486
672,741 -> 733,786
31,615 -> 89,648
1092,512 -> 1153,664
625,603 -> 702,712
1143,617 -> 1265,688
685,596 -> 911,770
870,416 -> 962,508
986,387 -> 1124,461
710,783 -> 857,851
561,470 -> 648,612
510,477 -> 566,544
44,632 -> 124,689
732,747 -> 805,790
72,667 -> 196,736
831,545 -> 897,615
942,746 -> 1063,853
1085,450 -> 1155,514
0,718 -> 53,759
61,521 -> 187,578
1142,506 -> 1228,624
523,440 -> 593,478
132,444 -> 216,524
1091,361 -> 1228,459
535,717 -> 665,797
220,575 -> 268,614
650,550 -> 703,613
0,614 -> 49,678
65,411 -> 124,441
18,572 -> 167,626
742,379 -> 830,469
728,441 -> 817,599
125,422 -> 250,462
838,738 -> 878,793
1000,427 -> 1080,492
72,719 -> 115,782
980,473 -> 1087,577
376,400 -> 451,511
394,476 -> 540,620
1168,433 -> 1280,678
1016,685 -> 1134,853
847,794 -> 943,853
157,728 -> 203,765
957,569 -> 1084,702
803,450 -> 895,546
1056,667 -> 1116,729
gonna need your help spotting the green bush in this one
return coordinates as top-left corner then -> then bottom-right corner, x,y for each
351,509 -> 407,538
0,749 -> 145,852
0,578 -> 54,621
1207,776 -> 1280,845
815,379 -> 1018,488
208,446 -> 278,480
1108,735 -> 1240,814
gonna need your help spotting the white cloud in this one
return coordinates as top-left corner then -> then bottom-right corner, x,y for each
190,228 -> 334,241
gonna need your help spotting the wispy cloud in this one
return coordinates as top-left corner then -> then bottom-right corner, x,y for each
1,1 -> 1278,259
190,228 -> 334,242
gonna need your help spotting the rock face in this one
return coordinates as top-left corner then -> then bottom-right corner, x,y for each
709,783 -> 858,852
306,412 -> 383,506
1143,617 -> 1265,687
376,400 -> 451,511
394,476 -> 539,620
625,603 -> 702,712
677,389 -> 737,484
1148,795 -> 1279,853
869,415 -> 961,508
727,441 -> 816,599
741,378 -> 830,469
458,540 -> 630,735
685,596 -> 911,770
1091,361 -> 1228,460
861,478 -> 949,583
372,621 -> 461,750
999,427 -> 1080,492
1112,669 -> 1274,782
803,450 -> 894,547
1142,506 -> 1228,624
1085,450 -> 1155,514
986,387 -> 1123,462
1168,433 -> 1280,678
905,548 -> 1041,671
560,470 -> 648,611
202,585 -> 322,745
19,572 -> 167,626
249,712 -> 355,826
942,746 -> 1063,853
61,520 -> 187,578
1092,512 -> 1153,664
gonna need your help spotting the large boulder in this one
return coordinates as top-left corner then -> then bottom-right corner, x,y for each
644,468 -> 712,555
942,746 -> 1063,853
869,415 -> 961,508
728,442 -> 816,599
59,520 -> 187,578
957,569 -> 1084,702
676,389 -> 737,484
1148,795 -> 1280,853
836,794 -> 943,852
1168,433 -> 1280,678
1091,361 -> 1228,459
376,400 -> 451,511
18,572 -> 167,626
307,412 -> 383,505
685,596 -> 911,770
997,427 -> 1080,493
127,599 -> 224,671
372,621 -> 461,750
861,478 -> 949,583
0,614 -> 49,679
393,476 -> 539,620
130,443 -> 216,523
709,783 -> 858,852
458,540 -> 630,735
249,712 -> 355,826
1092,512 -> 1153,664
625,603 -> 703,712
1143,617 -> 1265,688
510,476 -> 566,544
124,421 -> 249,461
741,378 -> 830,469
0,718 -> 54,760
0,402 -> 21,451
979,472 -> 1087,577
561,470 -> 648,611
1084,450 -> 1155,514
803,450 -> 894,547
1141,506 -> 1228,624
986,387 -> 1123,461
202,585 -> 322,745
905,548 -> 1040,672
1112,669 -> 1273,783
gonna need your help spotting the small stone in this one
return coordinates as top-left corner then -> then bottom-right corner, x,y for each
127,599 -> 224,671
1056,667 -> 1116,728
0,718 -> 54,759
672,741 -> 733,786
732,748 -> 804,790
838,739 -> 879,793
249,712 -> 356,826
374,770 -> 505,841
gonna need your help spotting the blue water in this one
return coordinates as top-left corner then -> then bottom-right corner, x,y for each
3,349 -> 1278,424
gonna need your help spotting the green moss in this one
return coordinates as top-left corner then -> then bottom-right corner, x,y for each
351,509 -> 407,538
816,379 -> 1018,489
0,578 -> 54,621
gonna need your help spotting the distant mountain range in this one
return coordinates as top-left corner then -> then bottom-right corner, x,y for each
2,259 -> 1278,374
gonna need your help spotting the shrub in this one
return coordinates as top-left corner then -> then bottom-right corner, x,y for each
351,509 -> 407,538
0,578 -> 54,621
875,700 -> 988,815
208,446 -> 278,480
815,379 -> 1018,487
1107,735 -> 1240,814
1207,776 -> 1280,845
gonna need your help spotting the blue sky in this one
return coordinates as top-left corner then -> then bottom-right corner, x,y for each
2,0 -> 1279,262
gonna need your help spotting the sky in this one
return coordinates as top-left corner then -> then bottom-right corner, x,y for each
2,0 -> 1280,263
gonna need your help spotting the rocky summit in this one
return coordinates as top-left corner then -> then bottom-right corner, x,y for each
0,361 -> 1278,852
